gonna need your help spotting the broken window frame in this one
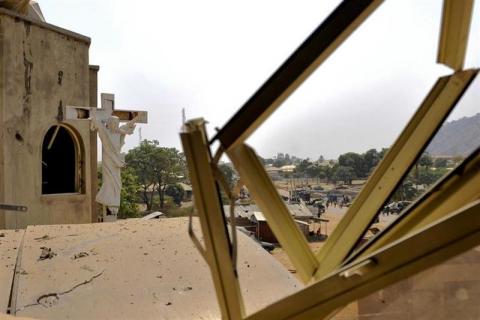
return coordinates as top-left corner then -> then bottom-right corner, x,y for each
41,124 -> 85,196
181,0 -> 480,318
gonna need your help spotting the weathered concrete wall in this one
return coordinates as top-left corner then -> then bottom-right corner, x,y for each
88,65 -> 99,223
0,11 -> 93,229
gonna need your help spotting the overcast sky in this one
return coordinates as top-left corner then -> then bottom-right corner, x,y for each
40,0 -> 480,159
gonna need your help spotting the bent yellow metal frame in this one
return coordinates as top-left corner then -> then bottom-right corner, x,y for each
437,0 -> 474,70
181,120 -> 245,320
347,146 -> 480,263
227,144 -> 318,282
245,199 -> 480,320
181,0 -> 479,319
314,69 -> 478,279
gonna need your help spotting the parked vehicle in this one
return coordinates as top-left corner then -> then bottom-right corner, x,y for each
383,201 -> 412,214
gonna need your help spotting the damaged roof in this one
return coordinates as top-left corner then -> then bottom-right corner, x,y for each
0,218 -> 300,319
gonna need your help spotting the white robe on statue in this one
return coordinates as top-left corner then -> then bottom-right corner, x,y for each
91,116 -> 136,214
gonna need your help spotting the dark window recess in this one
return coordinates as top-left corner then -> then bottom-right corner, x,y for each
42,126 -> 77,194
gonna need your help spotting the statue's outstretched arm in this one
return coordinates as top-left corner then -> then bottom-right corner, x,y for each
118,114 -> 140,135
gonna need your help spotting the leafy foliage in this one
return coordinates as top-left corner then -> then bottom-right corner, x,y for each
125,140 -> 186,210
219,163 -> 236,188
290,148 -> 386,184
97,165 -> 140,218
119,167 -> 141,218
165,184 -> 185,206
333,165 -> 356,185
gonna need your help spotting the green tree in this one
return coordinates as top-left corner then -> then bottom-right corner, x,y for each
414,152 -> 434,187
333,165 -> 356,185
392,180 -> 418,201
306,164 -> 322,179
97,166 -> 140,219
165,184 -> 185,206
153,147 -> 185,208
219,163 -> 236,188
338,152 -> 364,178
119,167 -> 141,218
294,159 -> 312,176
323,166 -> 334,183
125,140 -> 158,211
126,140 -> 186,210
362,149 -> 381,177
433,157 -> 447,168
419,152 -> 433,171
378,148 -> 389,160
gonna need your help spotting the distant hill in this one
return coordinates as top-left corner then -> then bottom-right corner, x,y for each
427,113 -> 480,157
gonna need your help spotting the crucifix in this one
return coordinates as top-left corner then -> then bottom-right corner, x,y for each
64,93 -> 148,221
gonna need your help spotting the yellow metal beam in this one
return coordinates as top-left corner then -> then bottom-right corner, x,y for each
246,200 -> 480,320
437,0 -> 474,70
348,147 -> 480,262
181,119 -> 245,320
228,144 -> 319,283
314,69 -> 478,280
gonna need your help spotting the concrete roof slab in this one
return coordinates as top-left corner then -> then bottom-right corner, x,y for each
7,218 -> 299,319
0,230 -> 24,313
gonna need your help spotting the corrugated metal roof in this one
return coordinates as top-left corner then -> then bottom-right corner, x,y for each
178,183 -> 192,192
223,204 -> 259,219
251,211 -> 266,222
287,204 -> 314,218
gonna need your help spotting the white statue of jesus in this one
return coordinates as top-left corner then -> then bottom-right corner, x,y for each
90,113 -> 139,217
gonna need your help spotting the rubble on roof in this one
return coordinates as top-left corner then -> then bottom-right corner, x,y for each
0,218 -> 300,319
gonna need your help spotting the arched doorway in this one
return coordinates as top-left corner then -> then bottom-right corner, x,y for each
42,125 -> 83,194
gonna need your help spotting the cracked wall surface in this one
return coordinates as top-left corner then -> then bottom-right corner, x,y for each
0,10 -> 94,229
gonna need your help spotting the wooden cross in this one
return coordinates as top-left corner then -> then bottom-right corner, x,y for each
63,93 -> 148,124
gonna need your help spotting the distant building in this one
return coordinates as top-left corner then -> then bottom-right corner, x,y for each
280,165 -> 296,173
265,166 -> 283,180
178,183 -> 193,201
249,211 -> 310,243
250,212 -> 276,243
224,204 -> 258,228
287,203 -> 314,221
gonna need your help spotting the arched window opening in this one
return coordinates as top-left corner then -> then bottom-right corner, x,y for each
42,125 -> 82,194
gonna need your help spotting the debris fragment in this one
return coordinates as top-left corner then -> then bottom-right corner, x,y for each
0,233 -> 5,237
80,265 -> 95,273
34,235 -> 52,241
38,247 -> 56,260
166,302 -> 172,306
38,293 -> 60,308
72,252 -> 89,260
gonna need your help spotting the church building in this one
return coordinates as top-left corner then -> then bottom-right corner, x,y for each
0,7 -> 99,229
